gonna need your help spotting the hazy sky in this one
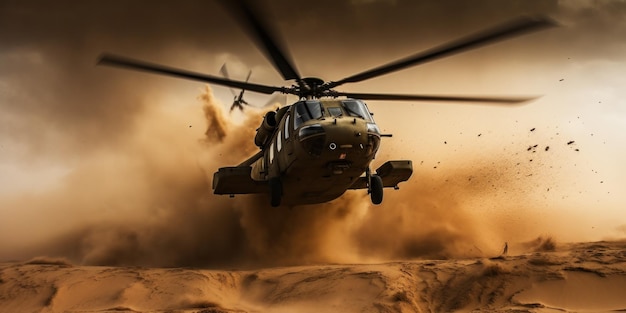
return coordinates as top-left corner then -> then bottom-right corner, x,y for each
1,0 -> 625,264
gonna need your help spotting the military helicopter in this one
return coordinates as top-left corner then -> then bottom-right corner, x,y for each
97,1 -> 556,207
219,63 -> 253,112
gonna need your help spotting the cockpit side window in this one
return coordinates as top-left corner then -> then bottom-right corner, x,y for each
342,100 -> 373,122
284,114 -> 290,139
327,107 -> 343,117
294,100 -> 323,128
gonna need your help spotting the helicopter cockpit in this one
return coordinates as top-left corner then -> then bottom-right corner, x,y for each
293,99 -> 377,125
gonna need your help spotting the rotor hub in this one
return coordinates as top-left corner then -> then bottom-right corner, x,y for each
296,77 -> 327,98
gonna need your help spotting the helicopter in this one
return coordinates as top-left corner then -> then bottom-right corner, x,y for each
97,0 -> 556,207
219,63 -> 253,112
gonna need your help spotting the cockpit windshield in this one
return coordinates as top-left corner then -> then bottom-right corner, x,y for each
342,100 -> 373,122
294,100 -> 323,128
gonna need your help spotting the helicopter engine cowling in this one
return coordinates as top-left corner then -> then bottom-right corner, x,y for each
254,111 -> 277,147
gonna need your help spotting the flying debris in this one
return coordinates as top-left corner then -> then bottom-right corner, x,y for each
527,144 -> 539,152
96,0 -> 557,207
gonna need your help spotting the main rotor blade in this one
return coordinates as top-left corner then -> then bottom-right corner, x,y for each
98,53 -> 283,95
218,0 -> 301,81
327,15 -> 557,89
335,92 -> 537,104
219,63 -> 231,79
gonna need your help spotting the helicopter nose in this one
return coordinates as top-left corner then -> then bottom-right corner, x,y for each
297,118 -> 379,158
298,124 -> 326,157
323,118 -> 372,153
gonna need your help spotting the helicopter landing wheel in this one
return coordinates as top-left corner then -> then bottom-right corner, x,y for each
269,177 -> 282,207
370,174 -> 383,205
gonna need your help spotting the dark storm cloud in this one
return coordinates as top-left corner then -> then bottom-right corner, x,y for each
0,1 -> 258,156
2,1 -> 622,127
0,0 -> 226,45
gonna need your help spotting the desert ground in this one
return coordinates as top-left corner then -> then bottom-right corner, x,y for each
1,239 -> 625,313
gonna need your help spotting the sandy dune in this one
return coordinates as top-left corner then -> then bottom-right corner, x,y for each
1,240 -> 625,313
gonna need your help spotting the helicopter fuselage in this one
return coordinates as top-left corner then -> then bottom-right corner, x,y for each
212,98 -> 412,206
254,98 -> 380,204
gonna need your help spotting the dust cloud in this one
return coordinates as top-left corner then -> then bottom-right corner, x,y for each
0,86 -> 546,268
200,87 -> 228,143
